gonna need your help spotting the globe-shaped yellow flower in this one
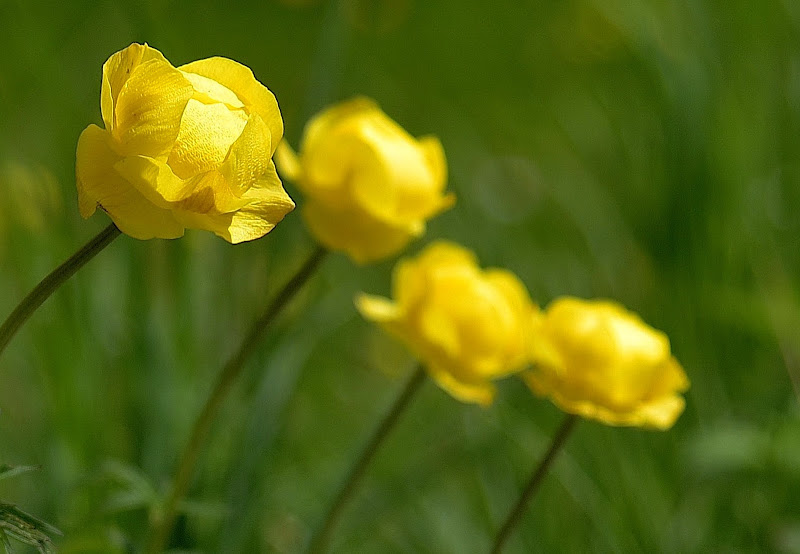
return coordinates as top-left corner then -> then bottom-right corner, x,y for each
524,297 -> 689,429
356,242 -> 537,406
76,43 -> 295,243
275,97 -> 454,264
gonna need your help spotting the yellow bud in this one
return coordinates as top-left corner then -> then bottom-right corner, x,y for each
525,297 -> 690,429
276,97 -> 454,263
357,241 -> 537,406
76,43 -> 295,243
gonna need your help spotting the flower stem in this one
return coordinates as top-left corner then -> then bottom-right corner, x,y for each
147,244 -> 328,553
307,364 -> 427,554
0,222 -> 121,359
490,413 -> 578,553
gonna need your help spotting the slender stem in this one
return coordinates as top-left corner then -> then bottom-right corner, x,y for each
0,223 -> 121,359
147,245 -> 328,553
307,364 -> 427,554
490,413 -> 579,553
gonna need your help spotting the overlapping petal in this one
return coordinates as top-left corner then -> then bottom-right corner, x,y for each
357,241 -> 537,406
524,297 -> 690,429
276,97 -> 453,263
77,43 -> 293,243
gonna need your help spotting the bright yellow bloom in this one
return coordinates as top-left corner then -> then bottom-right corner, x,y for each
76,43 -> 294,243
356,241 -> 537,406
524,297 -> 689,429
275,97 -> 453,263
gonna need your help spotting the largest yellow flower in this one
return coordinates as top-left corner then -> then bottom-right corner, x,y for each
76,43 -> 295,243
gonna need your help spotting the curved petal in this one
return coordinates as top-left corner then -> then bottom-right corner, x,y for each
76,124 -> 184,239
426,364 -> 496,407
636,395 -> 687,430
302,200 -> 415,264
274,140 -> 303,182
179,57 -> 283,153
301,96 -> 378,153
417,302 -> 461,358
101,43 -> 169,130
393,256 -> 429,310
113,59 -> 193,158
221,163 -> 295,243
355,294 -> 400,322
349,129 -> 442,223
414,241 -> 478,271
114,155 -> 195,207
181,71 -> 244,109
220,114 -> 272,197
166,98 -> 248,178
115,156 -> 249,216
418,135 -> 448,192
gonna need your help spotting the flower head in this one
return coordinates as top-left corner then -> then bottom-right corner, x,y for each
524,297 -> 689,429
76,43 -> 295,243
276,97 -> 453,263
357,241 -> 537,406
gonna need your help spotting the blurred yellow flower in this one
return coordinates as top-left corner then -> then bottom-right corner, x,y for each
275,97 -> 453,263
76,43 -> 294,243
356,241 -> 536,406
524,297 -> 689,430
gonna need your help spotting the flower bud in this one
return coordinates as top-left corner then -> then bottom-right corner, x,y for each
276,97 -> 453,263
525,297 -> 689,429
357,241 -> 536,405
76,43 -> 295,243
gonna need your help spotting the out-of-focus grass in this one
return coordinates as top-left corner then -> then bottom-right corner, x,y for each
0,0 -> 799,551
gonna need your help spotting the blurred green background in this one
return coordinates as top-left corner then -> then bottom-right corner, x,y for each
1,0 -> 799,551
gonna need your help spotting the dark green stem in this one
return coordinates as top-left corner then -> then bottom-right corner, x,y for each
0,223 -> 121,359
490,413 -> 578,553
147,245 -> 328,553
307,364 -> 427,554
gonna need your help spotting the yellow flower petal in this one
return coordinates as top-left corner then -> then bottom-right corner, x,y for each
179,57 -> 283,154
301,96 -> 378,152
414,241 -> 478,270
181,71 -> 245,109
525,297 -> 690,429
166,98 -> 249,178
274,140 -> 303,182
112,59 -> 193,159
101,43 -> 168,131
426,365 -> 496,407
82,43 -> 291,243
355,294 -> 402,323
303,201 -> 416,264
287,97 -> 453,263
76,125 -> 184,239
223,163 -> 295,243
114,155 -> 195,207
418,135 -> 448,192
357,242 -> 537,405
220,114 -> 272,197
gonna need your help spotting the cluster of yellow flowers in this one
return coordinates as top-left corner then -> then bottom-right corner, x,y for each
76,43 -> 688,429
357,243 -> 689,429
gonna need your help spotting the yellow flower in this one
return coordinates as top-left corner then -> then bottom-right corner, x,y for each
356,241 -> 536,406
275,97 -> 453,263
76,43 -> 294,243
524,297 -> 689,430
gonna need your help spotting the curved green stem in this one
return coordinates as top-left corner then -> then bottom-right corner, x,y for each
490,413 -> 578,553
147,245 -> 328,553
0,223 -> 121,359
307,364 -> 427,554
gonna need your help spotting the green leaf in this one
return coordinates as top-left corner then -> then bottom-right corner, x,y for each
0,465 -> 40,483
